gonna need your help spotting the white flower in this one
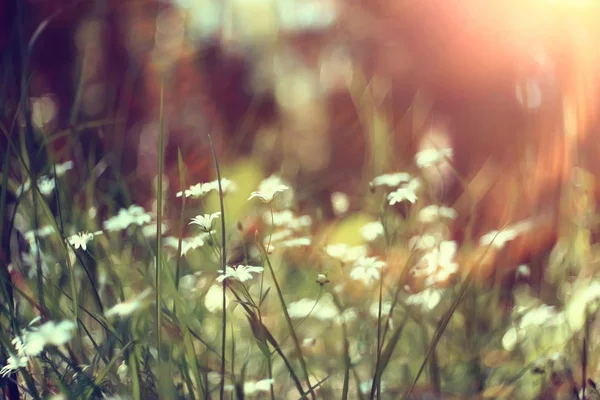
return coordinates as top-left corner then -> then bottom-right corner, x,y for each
68,231 -> 101,251
316,274 -> 329,285
244,379 -> 274,395
417,205 -> 457,223
217,265 -> 263,283
369,301 -> 392,318
54,161 -> 74,176
350,257 -> 387,285
361,221 -> 384,241
408,234 -> 438,250
287,296 -> 339,320
479,228 -> 520,249
371,172 -> 412,188
248,175 -> 289,203
415,148 -> 453,168
325,244 -> 368,263
103,205 -> 153,232
411,241 -> 459,287
176,178 -> 237,198
164,232 -> 212,256
263,210 -> 312,231
280,237 -> 311,248
177,183 -> 209,198
502,304 -> 564,351
331,191 -> 350,216
387,179 -> 421,205
406,288 -> 443,310
566,280 -> 600,331
189,212 -> 221,231
0,354 -> 28,377
13,320 -> 76,357
117,361 -> 129,383
37,176 -> 56,196
105,288 -> 152,318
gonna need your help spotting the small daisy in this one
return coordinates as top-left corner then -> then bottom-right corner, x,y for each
388,186 -> 418,205
189,212 -> 221,231
177,183 -> 209,198
68,231 -> 102,251
325,244 -> 368,264
371,172 -> 412,188
415,148 -> 453,169
361,221 -> 384,241
105,288 -> 153,318
0,354 -> 28,377
217,265 -> 264,283
54,161 -> 74,177
103,205 -> 153,232
350,256 -> 387,285
417,205 -> 457,223
37,176 -> 56,196
248,175 -> 289,203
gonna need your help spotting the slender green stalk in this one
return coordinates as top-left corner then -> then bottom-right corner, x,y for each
206,134 -> 228,400
156,78 -> 165,365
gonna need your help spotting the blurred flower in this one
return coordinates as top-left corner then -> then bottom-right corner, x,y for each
387,178 -> 420,205
408,234 -> 438,250
103,205 -> 153,232
480,228 -> 520,249
287,296 -> 339,320
54,161 -> 74,176
117,361 -> 129,384
350,257 -> 387,285
164,232 -> 212,256
105,288 -> 152,318
204,284 -> 230,312
177,178 -> 237,198
415,148 -> 453,169
501,304 -> 565,351
217,265 -> 263,283
566,280 -> 600,331
316,273 -> 329,285
361,221 -> 384,242
325,244 -> 368,264
279,237 -> 311,248
37,176 -> 56,196
68,231 -> 102,251
189,212 -> 221,231
371,172 -> 412,188
417,205 -> 457,223
263,210 -> 312,231
248,175 -> 289,203
406,288 -> 443,310
12,320 -> 76,358
224,379 -> 274,395
331,192 -> 350,216
0,354 -> 28,377
411,241 -> 459,286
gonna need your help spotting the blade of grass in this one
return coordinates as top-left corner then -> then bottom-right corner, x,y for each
156,76 -> 165,367
206,133 -> 228,400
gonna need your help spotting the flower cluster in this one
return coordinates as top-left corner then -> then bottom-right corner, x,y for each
176,177 -> 237,198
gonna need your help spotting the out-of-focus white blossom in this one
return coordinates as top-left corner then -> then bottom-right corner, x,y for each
350,257 -> 387,285
361,221 -> 384,241
0,354 -> 28,377
54,161 -> 74,176
330,192 -> 350,216
103,205 -> 153,232
287,296 -> 339,320
325,244 -> 368,264
263,210 -> 312,231
37,176 -> 56,196
248,175 -> 289,203
371,172 -> 412,188
417,205 -> 457,223
387,178 -> 421,205
415,148 -> 453,169
406,288 -> 444,311
12,320 -> 76,358
105,288 -> 152,318
177,178 -> 237,198
411,241 -> 459,287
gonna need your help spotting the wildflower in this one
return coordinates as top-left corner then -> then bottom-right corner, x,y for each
408,234 -> 438,250
243,379 -> 274,395
117,361 -> 129,383
54,161 -> 74,176
361,221 -> 384,241
217,265 -> 264,283
164,232 -> 211,256
371,172 -> 412,188
141,223 -> 168,238
415,147 -> 453,169
479,228 -> 520,249
204,284 -> 230,312
417,205 -> 457,223
350,256 -> 387,285
177,183 -> 210,198
406,288 -> 443,310
287,296 -> 338,320
387,178 -> 421,205
369,301 -> 392,318
331,191 -> 350,215
248,175 -> 289,203
280,237 -> 311,248
189,212 -> 221,231
316,273 -> 330,285
501,304 -> 564,351
103,205 -> 153,232
565,280 -> 600,331
325,244 -> 368,264
13,320 -> 76,358
105,288 -> 153,318
68,231 -> 102,251
516,264 -> 531,279
37,176 -> 56,196
0,354 -> 28,377
263,210 -> 312,231
412,241 -> 459,287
